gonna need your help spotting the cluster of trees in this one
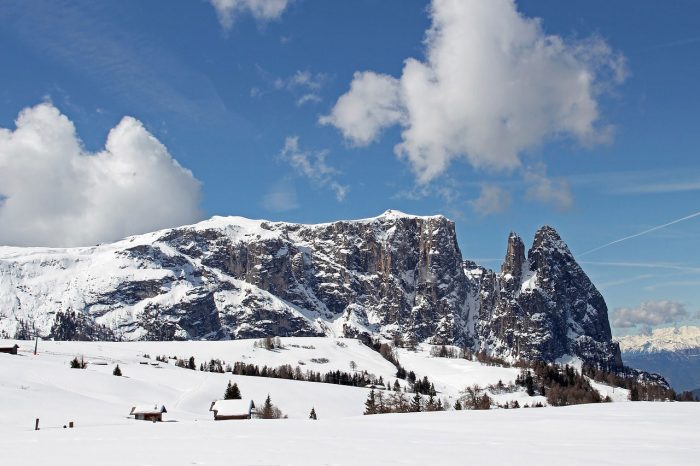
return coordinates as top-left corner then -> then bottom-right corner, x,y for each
367,339 -> 402,370
224,381 -> 242,399
429,345 -> 462,358
229,361 -> 378,388
69,356 -> 87,369
425,344 -> 511,367
410,374 -> 437,396
253,336 -> 284,350
515,363 -> 603,406
174,356 -> 197,370
456,385 -> 493,410
364,389 -> 446,414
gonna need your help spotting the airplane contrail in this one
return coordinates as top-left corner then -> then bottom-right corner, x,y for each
579,210 -> 700,257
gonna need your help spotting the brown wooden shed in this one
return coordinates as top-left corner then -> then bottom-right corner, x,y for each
209,399 -> 256,420
130,405 -> 167,422
0,344 -> 19,355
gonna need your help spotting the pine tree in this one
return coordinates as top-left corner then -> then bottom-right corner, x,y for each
261,394 -> 274,419
113,364 -> 122,376
393,380 -> 401,392
629,386 -> 640,402
224,381 -> 242,400
454,399 -> 463,410
411,392 -> 422,412
364,389 -> 377,415
187,356 -> 196,370
309,407 -> 317,420
426,394 -> 436,411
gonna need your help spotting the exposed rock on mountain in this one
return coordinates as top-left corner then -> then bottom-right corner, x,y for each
0,210 -> 621,367
469,227 -> 622,369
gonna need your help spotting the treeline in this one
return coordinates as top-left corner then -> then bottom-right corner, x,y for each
515,363 -> 604,406
231,361 -> 376,388
363,388 -> 446,414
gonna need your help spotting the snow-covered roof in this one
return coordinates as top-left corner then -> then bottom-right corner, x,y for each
130,405 -> 167,415
210,399 -> 255,417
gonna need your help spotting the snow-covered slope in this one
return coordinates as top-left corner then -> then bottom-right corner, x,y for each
0,337 -> 550,421
1,211 -> 621,367
618,326 -> 700,392
0,338 -> 696,466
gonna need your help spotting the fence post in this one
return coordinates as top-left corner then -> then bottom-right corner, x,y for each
35,418 -> 40,431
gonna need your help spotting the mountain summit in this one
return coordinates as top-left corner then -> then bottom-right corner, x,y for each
0,213 -> 621,368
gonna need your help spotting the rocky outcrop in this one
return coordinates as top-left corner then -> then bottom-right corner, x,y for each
469,226 -> 622,369
0,211 -> 621,368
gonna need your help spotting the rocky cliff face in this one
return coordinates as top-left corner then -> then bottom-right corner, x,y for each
0,211 -> 621,367
469,227 -> 622,369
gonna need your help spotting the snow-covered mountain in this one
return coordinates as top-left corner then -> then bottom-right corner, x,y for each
618,326 -> 700,392
0,210 -> 621,367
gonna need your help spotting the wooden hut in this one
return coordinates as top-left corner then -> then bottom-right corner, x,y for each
0,344 -> 19,355
209,400 -> 256,420
130,405 -> 167,422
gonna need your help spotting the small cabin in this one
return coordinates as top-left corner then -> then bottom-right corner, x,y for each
130,405 -> 167,422
209,399 -> 256,420
0,344 -> 19,355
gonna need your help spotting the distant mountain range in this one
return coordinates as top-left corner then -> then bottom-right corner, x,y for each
618,326 -> 700,392
1,210 -> 622,368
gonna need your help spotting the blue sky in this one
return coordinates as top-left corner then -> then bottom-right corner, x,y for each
0,0 -> 698,334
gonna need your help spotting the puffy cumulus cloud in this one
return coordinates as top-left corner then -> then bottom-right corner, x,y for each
612,300 -> 689,328
524,166 -> 573,211
469,184 -> 511,216
209,0 -> 292,29
322,0 -> 626,184
0,103 -> 202,247
319,72 -> 403,146
280,136 -> 348,202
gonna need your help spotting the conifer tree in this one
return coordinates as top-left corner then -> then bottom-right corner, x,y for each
426,394 -> 436,411
113,364 -> 122,376
411,392 -> 422,412
364,389 -> 377,415
187,356 -> 196,370
224,381 -> 242,400
376,390 -> 386,414
393,380 -> 401,392
454,399 -> 463,410
309,407 -> 317,420
261,394 -> 274,419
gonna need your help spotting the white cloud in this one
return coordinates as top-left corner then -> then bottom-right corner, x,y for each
612,300 -> 689,328
322,0 -> 626,184
0,103 -> 202,247
210,0 -> 293,29
274,70 -> 327,106
262,178 -> 299,212
524,166 -> 573,211
319,71 -> 403,144
470,184 -> 511,216
280,136 -> 348,201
